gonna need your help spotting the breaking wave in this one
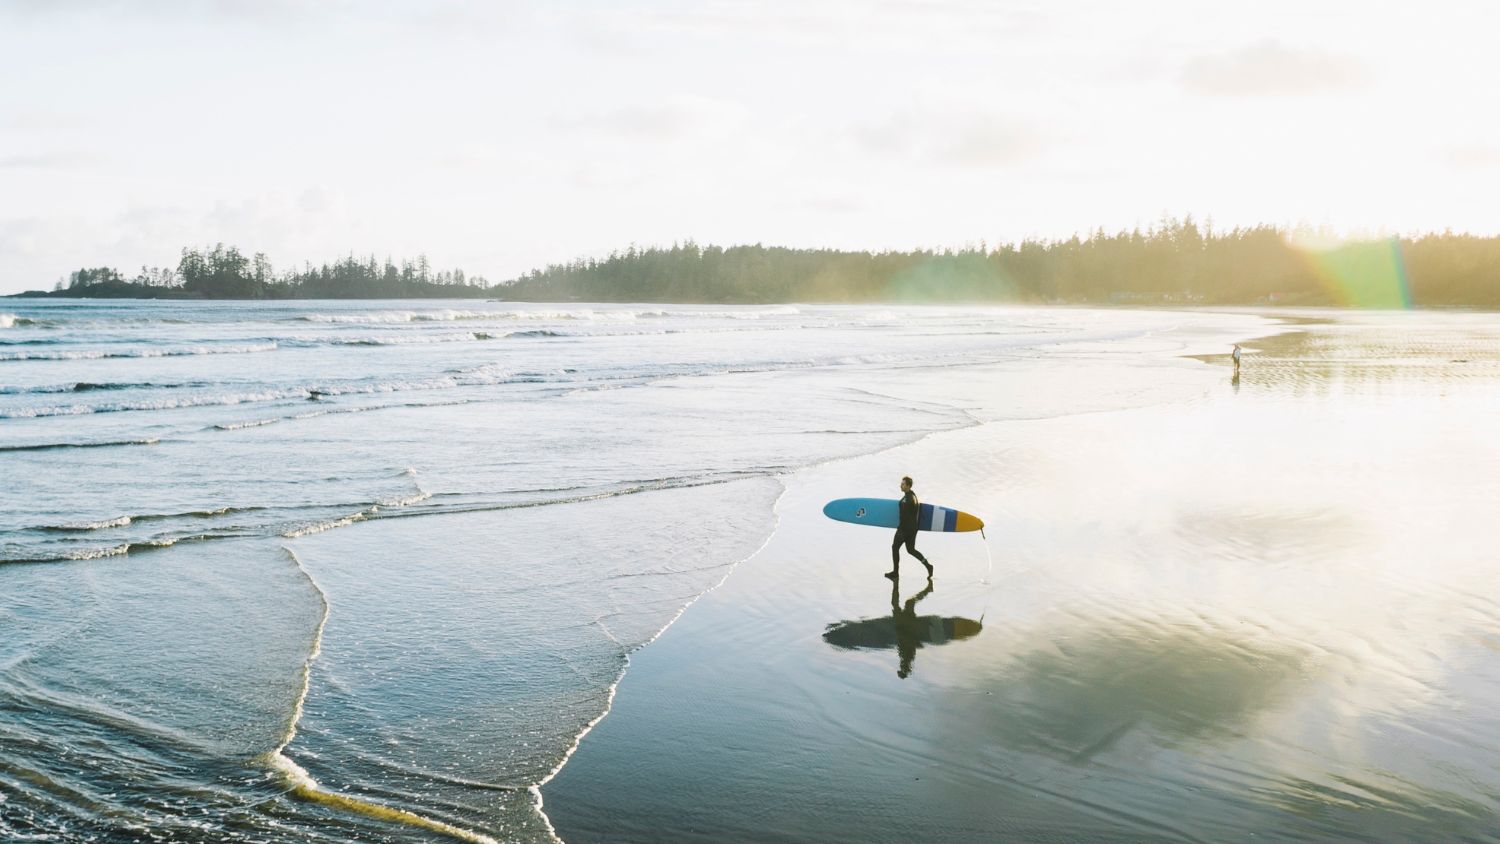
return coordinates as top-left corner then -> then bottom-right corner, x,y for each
45,516 -> 133,531
0,343 -> 278,362
0,437 -> 161,452
0,374 -> 513,418
0,381 -> 204,395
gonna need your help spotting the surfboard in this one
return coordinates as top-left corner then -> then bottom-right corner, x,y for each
821,498 -> 983,533
823,614 -> 983,650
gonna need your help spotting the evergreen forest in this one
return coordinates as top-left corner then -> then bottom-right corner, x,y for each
19,220 -> 1500,308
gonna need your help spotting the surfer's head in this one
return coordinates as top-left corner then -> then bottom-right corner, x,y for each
900,476 -> 912,492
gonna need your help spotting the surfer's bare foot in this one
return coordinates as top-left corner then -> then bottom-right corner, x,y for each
883,570 -> 898,580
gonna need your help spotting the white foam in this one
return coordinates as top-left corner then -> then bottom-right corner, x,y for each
0,384 -> 75,394
1,388 -> 305,419
65,544 -> 131,561
299,310 -> 490,324
268,547 -> 502,843
281,513 -> 366,538
375,491 -> 432,508
214,418 -> 280,430
1,376 -> 480,418
55,516 -> 133,531
0,343 -> 277,361
292,306 -> 801,325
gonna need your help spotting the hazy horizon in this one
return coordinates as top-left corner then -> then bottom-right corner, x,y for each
3,0 -> 1498,294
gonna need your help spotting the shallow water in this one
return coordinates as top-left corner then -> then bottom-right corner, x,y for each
1,300 -> 1271,840
544,311 -> 1500,843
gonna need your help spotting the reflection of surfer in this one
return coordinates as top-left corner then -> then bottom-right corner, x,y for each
821,579 -> 983,678
887,476 -> 933,580
891,575 -> 934,679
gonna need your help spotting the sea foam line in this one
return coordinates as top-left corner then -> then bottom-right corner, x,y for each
0,437 -> 161,453
0,343 -> 277,362
294,306 -> 800,325
375,490 -> 433,509
280,513 -> 366,538
527,477 -> 789,842
3,376 -> 473,418
281,484 -> 430,538
48,516 -> 132,531
268,548 -> 499,844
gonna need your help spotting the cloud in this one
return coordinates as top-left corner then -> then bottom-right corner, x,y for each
200,189 -> 358,250
586,0 -> 1052,52
0,0 -> 334,23
857,110 -> 1048,169
0,187 -> 369,293
0,215 -> 116,291
782,194 -> 865,214
0,150 -> 103,170
1182,40 -> 1370,97
555,96 -> 748,141
1439,144 -> 1500,170
944,117 -> 1047,167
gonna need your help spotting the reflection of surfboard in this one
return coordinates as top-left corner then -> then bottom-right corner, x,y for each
823,615 -> 983,649
822,498 -> 983,532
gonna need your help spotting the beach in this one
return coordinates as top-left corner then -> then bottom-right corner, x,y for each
545,312 -> 1500,842
5,302 -> 1500,841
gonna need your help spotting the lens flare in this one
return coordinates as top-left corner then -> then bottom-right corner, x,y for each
1288,233 -> 1411,308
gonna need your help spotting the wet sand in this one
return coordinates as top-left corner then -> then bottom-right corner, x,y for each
544,311 -> 1500,843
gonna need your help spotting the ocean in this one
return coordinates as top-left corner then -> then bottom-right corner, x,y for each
5,301 -> 1497,842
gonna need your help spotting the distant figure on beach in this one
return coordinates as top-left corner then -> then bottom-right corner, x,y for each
1232,344 -> 1242,375
888,475 -> 933,580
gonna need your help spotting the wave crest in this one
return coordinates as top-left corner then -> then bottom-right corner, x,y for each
0,343 -> 277,362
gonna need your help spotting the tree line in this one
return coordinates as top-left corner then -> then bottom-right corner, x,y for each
41,245 -> 492,300
502,220 -> 1500,308
23,220 -> 1500,306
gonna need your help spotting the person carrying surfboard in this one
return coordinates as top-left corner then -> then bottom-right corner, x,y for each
888,476 -> 933,581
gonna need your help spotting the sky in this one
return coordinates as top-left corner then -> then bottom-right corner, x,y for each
2,0 -> 1498,293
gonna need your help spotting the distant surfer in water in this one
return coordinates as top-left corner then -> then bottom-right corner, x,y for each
888,476 -> 933,581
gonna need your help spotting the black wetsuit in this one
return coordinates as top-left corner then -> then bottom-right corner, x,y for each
892,490 -> 930,568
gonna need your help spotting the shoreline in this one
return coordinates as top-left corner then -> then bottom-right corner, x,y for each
9,296 -> 1499,314
539,314 -> 1290,841
0,304 -> 1295,841
257,309 -> 1289,840
526,478 -> 790,841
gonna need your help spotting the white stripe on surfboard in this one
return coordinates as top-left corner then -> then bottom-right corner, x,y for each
930,506 -> 947,531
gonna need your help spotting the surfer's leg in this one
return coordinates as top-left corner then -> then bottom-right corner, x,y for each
887,531 -> 902,577
905,535 -> 933,576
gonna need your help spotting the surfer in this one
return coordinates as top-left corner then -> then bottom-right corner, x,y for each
887,476 -> 933,580
1232,344 -> 1242,374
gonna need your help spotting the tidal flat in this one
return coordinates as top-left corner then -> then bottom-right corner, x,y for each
546,310 -> 1500,843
